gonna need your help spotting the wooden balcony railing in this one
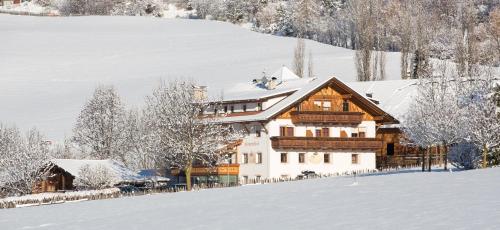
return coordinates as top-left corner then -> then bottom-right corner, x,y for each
290,111 -> 363,124
271,136 -> 382,150
171,164 -> 240,176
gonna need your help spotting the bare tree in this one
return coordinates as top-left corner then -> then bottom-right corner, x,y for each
403,63 -> 465,171
307,50 -> 314,78
395,0 -> 413,79
488,8 -> 500,66
411,1 -> 433,79
292,0 -> 320,39
0,124 -> 51,196
461,72 -> 500,168
454,1 -> 480,79
349,0 -> 378,81
122,108 -> 162,170
72,85 -> 127,160
293,38 -> 305,78
145,80 -> 241,190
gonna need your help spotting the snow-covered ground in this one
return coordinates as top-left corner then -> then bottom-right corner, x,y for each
1,168 -> 499,230
0,15 -> 402,141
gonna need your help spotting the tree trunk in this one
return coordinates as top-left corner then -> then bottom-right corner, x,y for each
421,147 -> 425,172
427,147 -> 432,172
438,145 -> 442,167
185,163 -> 193,191
444,144 -> 448,171
483,144 -> 488,168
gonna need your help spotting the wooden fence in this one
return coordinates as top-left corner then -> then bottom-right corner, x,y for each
0,165 -> 425,209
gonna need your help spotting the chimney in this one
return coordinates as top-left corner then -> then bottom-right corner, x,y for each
366,92 -> 373,98
266,78 -> 277,90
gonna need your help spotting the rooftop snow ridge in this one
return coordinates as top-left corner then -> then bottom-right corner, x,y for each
221,66 -> 315,102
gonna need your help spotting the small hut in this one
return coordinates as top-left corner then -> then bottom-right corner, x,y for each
34,159 -> 142,193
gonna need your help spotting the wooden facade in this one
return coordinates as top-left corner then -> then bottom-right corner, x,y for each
277,85 -> 378,121
33,166 -> 74,193
290,111 -> 364,124
375,128 -> 422,168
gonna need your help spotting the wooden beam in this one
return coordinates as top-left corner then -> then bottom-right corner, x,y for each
242,123 -> 250,134
341,94 -> 352,99
259,122 -> 268,134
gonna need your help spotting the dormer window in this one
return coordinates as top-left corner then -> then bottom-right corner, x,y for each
343,100 -> 349,112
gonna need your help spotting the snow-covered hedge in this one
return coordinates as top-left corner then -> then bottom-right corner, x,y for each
0,188 -> 120,209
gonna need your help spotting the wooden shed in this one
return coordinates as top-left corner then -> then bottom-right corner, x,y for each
34,164 -> 75,193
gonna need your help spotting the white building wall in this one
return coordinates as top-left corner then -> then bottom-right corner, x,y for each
262,96 -> 286,110
227,104 -> 378,181
235,123 -> 271,179
249,118 -> 378,180
268,150 -> 375,179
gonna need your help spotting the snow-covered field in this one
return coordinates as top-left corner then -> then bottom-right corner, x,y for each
1,168 -> 499,230
0,15 -> 402,141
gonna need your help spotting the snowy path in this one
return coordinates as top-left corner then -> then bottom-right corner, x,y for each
0,15 -> 402,140
1,168 -> 499,230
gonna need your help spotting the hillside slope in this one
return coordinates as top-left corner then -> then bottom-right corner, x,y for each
0,15 -> 402,140
1,168 -> 499,230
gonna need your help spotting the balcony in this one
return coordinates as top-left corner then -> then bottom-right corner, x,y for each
270,136 -> 382,151
290,111 -> 363,124
171,164 -> 240,176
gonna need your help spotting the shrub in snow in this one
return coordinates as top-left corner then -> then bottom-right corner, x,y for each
74,164 -> 118,190
0,188 -> 120,209
448,142 -> 482,170
111,0 -> 164,17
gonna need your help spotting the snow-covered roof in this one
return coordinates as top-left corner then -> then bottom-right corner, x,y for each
137,169 -> 170,182
346,79 -> 419,121
271,66 -> 301,82
221,67 -> 314,102
50,159 -> 142,183
219,76 -> 336,122
218,75 -> 399,124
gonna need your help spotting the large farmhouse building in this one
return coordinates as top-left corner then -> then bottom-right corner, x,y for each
194,67 -> 406,183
